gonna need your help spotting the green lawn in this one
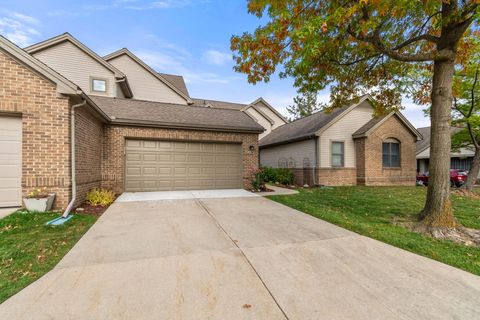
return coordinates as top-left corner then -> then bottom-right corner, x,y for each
268,186 -> 480,276
0,211 -> 96,303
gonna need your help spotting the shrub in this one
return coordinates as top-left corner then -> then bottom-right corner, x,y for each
85,188 -> 115,206
251,171 -> 265,191
259,167 -> 295,185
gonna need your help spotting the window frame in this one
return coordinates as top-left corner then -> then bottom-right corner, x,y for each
331,141 -> 345,168
90,76 -> 108,94
382,139 -> 401,168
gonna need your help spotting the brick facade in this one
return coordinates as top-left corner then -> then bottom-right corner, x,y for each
75,107 -> 104,206
101,125 -> 259,194
317,167 -> 357,186
0,50 -> 72,209
354,115 -> 417,186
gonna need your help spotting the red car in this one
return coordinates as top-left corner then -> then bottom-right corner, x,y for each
416,169 -> 468,187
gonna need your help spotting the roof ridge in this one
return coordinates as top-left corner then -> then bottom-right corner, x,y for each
192,97 -> 247,106
90,96 -> 250,113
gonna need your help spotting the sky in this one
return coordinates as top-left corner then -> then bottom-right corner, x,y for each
0,0 -> 430,128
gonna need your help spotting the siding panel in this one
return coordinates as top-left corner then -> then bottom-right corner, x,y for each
319,101 -> 373,167
260,139 -> 316,168
32,41 -> 117,96
245,108 -> 271,139
108,54 -> 187,104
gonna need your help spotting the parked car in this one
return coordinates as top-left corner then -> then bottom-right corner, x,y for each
416,169 -> 468,188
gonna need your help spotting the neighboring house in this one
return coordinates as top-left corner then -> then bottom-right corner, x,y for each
259,96 -> 423,186
0,33 -> 285,209
416,126 -> 480,178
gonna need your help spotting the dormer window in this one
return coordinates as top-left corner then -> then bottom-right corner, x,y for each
91,77 -> 107,93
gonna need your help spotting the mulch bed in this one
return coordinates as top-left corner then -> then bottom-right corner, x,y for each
74,203 -> 108,217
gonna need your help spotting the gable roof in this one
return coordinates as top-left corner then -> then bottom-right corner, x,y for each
245,98 -> 288,124
158,73 -> 189,97
103,48 -> 192,104
259,96 -> 371,148
24,33 -> 133,98
352,112 -> 422,141
0,35 -> 79,95
90,96 -> 264,133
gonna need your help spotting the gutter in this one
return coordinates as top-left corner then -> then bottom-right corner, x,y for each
110,118 -> 265,134
259,135 -> 316,149
62,99 -> 87,218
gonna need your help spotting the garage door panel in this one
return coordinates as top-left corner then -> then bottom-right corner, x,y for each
142,154 -> 157,162
0,117 -> 21,207
125,140 -> 242,191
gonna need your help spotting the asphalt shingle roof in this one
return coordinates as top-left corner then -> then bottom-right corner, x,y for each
90,96 -> 264,133
416,127 -> 431,153
158,73 -> 190,98
352,114 -> 388,137
259,106 -> 349,147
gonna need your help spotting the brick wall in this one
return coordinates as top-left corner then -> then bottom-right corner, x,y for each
101,125 -> 259,194
75,107 -> 103,206
317,167 -> 357,186
355,115 -> 417,186
0,50 -> 71,209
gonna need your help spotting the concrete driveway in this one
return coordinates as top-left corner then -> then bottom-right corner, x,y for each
1,189 -> 480,319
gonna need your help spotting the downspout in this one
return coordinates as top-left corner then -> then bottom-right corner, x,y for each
313,137 -> 319,186
62,99 -> 86,218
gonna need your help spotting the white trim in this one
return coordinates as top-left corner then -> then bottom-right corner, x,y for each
245,97 -> 288,124
104,48 -> 193,104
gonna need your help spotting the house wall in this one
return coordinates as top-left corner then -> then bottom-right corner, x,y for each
245,107 -> 274,139
75,107 -> 103,206
31,41 -> 118,97
254,101 -> 286,129
0,49 -> 71,209
101,126 -> 259,193
317,168 -> 357,186
260,139 -> 316,168
356,115 -> 417,186
107,54 -> 187,104
318,101 -> 373,167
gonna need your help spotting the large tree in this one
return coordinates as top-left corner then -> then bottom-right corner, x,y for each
231,0 -> 479,228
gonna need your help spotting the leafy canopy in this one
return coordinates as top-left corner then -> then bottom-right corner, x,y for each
452,38 -> 480,151
231,0 -> 479,111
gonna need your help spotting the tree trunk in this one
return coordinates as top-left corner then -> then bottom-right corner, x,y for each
464,148 -> 480,191
420,59 -> 457,228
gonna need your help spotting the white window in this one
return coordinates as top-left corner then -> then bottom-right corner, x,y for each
92,78 -> 107,93
331,141 -> 344,167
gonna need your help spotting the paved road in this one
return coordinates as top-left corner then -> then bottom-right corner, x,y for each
1,189 -> 479,319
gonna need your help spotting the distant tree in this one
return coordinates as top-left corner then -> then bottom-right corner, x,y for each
286,92 -> 324,120
231,0 -> 479,229
452,54 -> 480,191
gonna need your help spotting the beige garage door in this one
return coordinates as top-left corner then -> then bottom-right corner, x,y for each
0,116 -> 22,207
125,140 -> 243,191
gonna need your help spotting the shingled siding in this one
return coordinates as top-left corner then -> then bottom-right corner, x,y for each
355,116 -> 416,186
0,50 -> 71,209
101,125 -> 259,194
75,107 -> 103,206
